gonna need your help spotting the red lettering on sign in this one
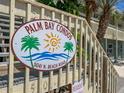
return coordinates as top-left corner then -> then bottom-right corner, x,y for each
25,22 -> 43,34
44,21 -> 55,30
56,24 -> 72,40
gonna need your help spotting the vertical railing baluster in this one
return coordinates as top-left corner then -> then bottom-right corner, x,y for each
79,21 -> 83,80
113,70 -> 116,93
8,0 -> 15,93
111,68 -> 113,93
49,11 -> 55,92
100,50 -> 103,93
88,33 -> 92,87
103,56 -> 108,93
93,39 -> 96,93
97,46 -> 100,93
114,72 -> 117,93
38,7 -> 45,93
24,3 -> 31,93
84,24 -> 88,84
66,16 -> 71,84
115,74 -> 117,93
114,72 -> 116,93
111,65 -> 113,93
73,19 -> 78,82
110,64 -> 112,93
107,62 -> 110,93
83,23 -> 88,93
115,72 -> 117,93
108,63 -> 110,93
58,14 -> 64,88
113,71 -> 115,93
106,60 -> 109,93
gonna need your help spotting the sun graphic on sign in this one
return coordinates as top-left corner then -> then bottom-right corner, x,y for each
44,32 -> 61,52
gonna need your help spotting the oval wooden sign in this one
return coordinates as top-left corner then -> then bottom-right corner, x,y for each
12,19 -> 76,71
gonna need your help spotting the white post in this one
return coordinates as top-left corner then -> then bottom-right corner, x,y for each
100,50 -> 103,93
8,0 -> 15,93
122,41 -> 124,60
79,21 -> 83,80
115,24 -> 118,62
24,3 -> 31,93
49,11 -> 55,92
73,19 -> 78,82
38,7 -> 45,93
93,40 -> 96,93
88,33 -> 92,87
66,16 -> 71,84
105,38 -> 107,53
58,14 -> 64,87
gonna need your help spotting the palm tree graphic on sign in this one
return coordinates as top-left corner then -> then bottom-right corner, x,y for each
64,42 -> 73,61
21,35 -> 40,68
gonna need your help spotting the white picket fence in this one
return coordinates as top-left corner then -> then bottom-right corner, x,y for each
0,0 -> 118,93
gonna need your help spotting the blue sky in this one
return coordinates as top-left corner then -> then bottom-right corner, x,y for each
116,0 -> 124,11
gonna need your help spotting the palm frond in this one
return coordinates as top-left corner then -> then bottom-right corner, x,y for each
33,46 -> 39,50
21,35 -> 40,52
24,46 -> 30,52
98,0 -> 118,9
64,42 -> 73,53
110,0 -> 119,8
98,0 -> 104,9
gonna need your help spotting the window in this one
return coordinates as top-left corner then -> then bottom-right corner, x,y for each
107,43 -> 113,57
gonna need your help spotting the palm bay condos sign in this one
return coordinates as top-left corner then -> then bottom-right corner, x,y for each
12,19 -> 76,71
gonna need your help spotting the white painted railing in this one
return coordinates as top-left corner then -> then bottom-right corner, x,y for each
0,0 -> 118,93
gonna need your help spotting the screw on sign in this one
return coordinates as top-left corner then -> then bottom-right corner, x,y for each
11,19 -> 76,71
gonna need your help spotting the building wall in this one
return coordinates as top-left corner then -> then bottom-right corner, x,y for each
91,21 -> 124,41
102,39 -> 124,61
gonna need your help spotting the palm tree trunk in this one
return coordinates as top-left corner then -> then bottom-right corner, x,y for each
68,51 -> 69,57
85,1 -> 92,25
66,51 -> 69,62
85,0 -> 96,26
102,56 -> 108,93
96,6 -> 110,42
29,49 -> 34,68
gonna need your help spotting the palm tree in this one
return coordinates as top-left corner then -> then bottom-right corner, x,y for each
36,0 -> 56,7
37,0 -> 84,16
58,0 -> 84,15
21,35 -> 40,68
111,10 -> 122,25
96,0 -> 119,41
111,10 -> 122,62
64,42 -> 73,57
85,0 -> 97,25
